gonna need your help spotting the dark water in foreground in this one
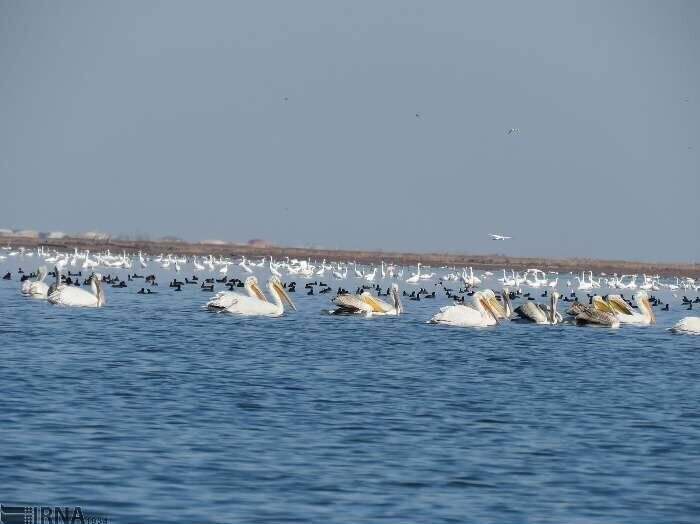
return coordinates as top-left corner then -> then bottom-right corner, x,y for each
1,267 -> 699,523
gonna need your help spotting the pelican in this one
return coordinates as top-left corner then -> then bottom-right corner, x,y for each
429,290 -> 504,327
21,267 -> 49,298
206,276 -> 267,310
669,317 -> 700,334
489,234 -> 512,240
514,292 -> 562,324
567,302 -> 619,328
48,274 -> 106,308
330,284 -> 403,316
592,291 -> 655,325
222,276 -> 296,317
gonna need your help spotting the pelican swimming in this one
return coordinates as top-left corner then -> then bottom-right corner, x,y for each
592,291 -> 655,325
514,292 -> 562,324
669,317 -> 700,334
48,273 -> 106,308
21,267 -> 49,299
429,290 -> 504,327
222,275 -> 296,317
205,276 -> 267,310
566,301 -> 619,328
330,284 -> 403,316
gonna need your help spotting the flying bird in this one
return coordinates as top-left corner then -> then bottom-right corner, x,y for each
489,234 -> 512,240
506,128 -> 520,135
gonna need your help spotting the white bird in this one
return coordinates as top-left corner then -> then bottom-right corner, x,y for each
514,292 -> 562,324
489,234 -> 512,240
353,263 -> 363,279
239,257 -> 253,274
330,284 -> 403,316
193,256 -> 205,271
206,276 -> 268,310
269,258 -> 282,277
82,250 -> 98,269
669,317 -> 700,335
222,276 -> 296,317
406,263 -> 421,284
592,291 -> 655,325
21,267 -> 49,298
49,274 -> 106,308
332,265 -> 348,280
429,290 -> 504,327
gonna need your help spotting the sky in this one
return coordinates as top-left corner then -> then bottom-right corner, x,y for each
1,1 -> 698,262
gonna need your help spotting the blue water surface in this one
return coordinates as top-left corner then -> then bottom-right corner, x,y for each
1,260 -> 699,524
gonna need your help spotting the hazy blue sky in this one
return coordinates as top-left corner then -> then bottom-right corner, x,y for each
1,1 -> 698,261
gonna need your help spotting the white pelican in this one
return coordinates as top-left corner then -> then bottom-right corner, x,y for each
48,274 -> 106,308
514,292 -> 562,324
330,284 -> 403,316
222,276 -> 296,317
429,291 -> 504,327
669,317 -> 700,335
489,234 -> 512,240
567,302 -> 619,328
205,276 -> 268,310
21,267 -> 49,298
592,291 -> 655,325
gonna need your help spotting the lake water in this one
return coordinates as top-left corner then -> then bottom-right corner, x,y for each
1,258 -> 699,523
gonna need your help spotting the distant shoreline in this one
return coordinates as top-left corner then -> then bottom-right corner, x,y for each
2,235 -> 698,279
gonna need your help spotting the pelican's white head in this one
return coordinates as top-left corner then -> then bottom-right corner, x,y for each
245,276 -> 267,302
268,276 -> 297,311
635,290 -> 655,323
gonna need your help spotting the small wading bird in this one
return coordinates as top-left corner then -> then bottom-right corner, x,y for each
489,234 -> 512,241
329,284 -> 403,317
